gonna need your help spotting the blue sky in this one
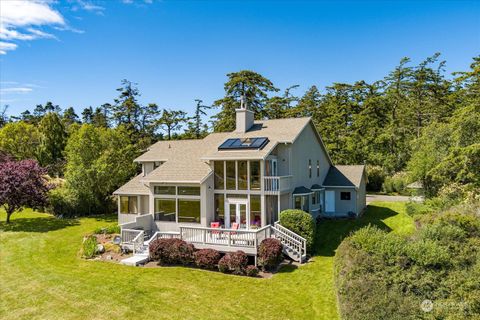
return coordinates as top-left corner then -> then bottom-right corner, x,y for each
1,0 -> 479,117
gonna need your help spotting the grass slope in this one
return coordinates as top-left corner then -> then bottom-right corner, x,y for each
0,202 -> 413,320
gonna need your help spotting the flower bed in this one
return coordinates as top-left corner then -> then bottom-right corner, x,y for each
81,229 -> 127,262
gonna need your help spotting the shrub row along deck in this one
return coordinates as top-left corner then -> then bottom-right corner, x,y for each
120,213 -> 306,266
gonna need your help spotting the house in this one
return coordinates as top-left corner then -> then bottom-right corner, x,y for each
114,103 -> 366,265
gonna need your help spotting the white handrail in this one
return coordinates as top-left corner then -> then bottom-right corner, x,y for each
273,221 -> 307,262
144,231 -> 181,246
131,231 -> 144,255
274,221 -> 307,242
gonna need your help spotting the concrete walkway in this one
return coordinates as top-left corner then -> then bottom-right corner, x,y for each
366,194 -> 411,204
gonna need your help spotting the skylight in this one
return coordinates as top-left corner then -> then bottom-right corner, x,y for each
218,137 -> 269,150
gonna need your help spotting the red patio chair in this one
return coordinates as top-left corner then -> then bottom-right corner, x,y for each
231,222 -> 239,234
210,222 -> 220,234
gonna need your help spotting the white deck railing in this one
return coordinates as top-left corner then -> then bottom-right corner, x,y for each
145,231 -> 181,246
274,221 -> 307,261
179,225 -> 271,250
263,175 -> 292,192
121,228 -> 145,254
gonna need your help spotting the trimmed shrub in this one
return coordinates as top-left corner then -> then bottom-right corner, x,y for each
218,255 -> 230,273
258,238 -> 283,270
405,239 -> 450,267
82,235 -> 97,258
245,265 -> 259,277
93,225 -> 120,235
194,249 -> 221,269
149,238 -> 194,265
228,251 -> 248,275
279,209 -> 315,251
217,251 -> 248,275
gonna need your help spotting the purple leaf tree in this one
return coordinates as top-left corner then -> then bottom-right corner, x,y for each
0,159 -> 51,223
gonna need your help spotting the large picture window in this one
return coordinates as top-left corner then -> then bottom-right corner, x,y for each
237,161 -> 248,190
178,199 -> 201,223
178,186 -> 200,196
214,161 -> 224,189
250,161 -> 261,190
154,186 -> 176,195
226,161 -> 236,190
250,195 -> 261,228
154,199 -> 176,221
120,196 -> 137,214
214,194 -> 225,225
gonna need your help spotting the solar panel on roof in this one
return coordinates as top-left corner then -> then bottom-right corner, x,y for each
218,137 -> 269,150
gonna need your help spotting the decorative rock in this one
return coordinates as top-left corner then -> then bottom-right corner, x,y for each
96,244 -> 105,254
113,235 -> 121,245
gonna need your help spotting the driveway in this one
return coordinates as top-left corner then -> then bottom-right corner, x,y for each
366,194 -> 411,204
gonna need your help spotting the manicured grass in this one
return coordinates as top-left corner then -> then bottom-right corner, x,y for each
0,202 -> 413,320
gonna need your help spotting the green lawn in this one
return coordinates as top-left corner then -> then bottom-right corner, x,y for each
0,202 -> 413,320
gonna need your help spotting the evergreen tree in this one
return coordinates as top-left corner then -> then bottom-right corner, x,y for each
82,107 -> 94,124
62,107 -> 80,126
157,109 -> 188,140
38,112 -> 68,176
0,105 -> 8,128
185,99 -> 210,138
112,79 -> 142,134
213,70 -> 278,131
92,107 -> 108,128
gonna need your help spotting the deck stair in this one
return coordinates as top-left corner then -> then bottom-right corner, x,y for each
272,222 -> 307,263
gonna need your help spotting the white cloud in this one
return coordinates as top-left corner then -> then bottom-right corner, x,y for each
73,1 -> 105,15
0,0 -> 65,54
0,87 -> 33,94
0,41 -> 18,55
0,1 -> 64,27
122,0 -> 155,4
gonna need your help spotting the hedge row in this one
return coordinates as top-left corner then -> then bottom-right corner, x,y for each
148,238 -> 281,276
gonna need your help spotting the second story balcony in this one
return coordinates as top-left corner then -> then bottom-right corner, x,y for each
263,175 -> 292,193
213,160 -> 292,193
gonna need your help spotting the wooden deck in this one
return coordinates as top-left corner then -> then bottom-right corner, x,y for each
180,225 -> 271,255
120,216 -> 307,264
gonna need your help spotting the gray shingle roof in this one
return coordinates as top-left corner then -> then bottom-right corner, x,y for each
113,173 -> 150,195
322,165 -> 365,188
131,117 -> 313,183
292,186 -> 313,195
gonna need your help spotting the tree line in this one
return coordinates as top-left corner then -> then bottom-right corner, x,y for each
0,53 -> 478,218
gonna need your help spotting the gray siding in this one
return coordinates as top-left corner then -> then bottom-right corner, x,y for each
275,143 -> 291,176
325,188 -> 356,216
118,213 -> 137,224
356,174 -> 367,214
290,123 -> 330,190
203,174 -> 214,224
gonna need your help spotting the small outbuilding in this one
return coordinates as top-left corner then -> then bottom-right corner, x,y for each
322,165 -> 367,217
